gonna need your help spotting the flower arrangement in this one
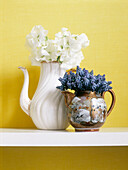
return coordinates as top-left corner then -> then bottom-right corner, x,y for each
26,25 -> 89,69
56,66 -> 112,94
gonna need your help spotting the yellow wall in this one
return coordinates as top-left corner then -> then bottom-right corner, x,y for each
0,0 -> 128,128
0,0 -> 128,170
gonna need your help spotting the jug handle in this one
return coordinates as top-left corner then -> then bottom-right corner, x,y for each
102,89 -> 116,116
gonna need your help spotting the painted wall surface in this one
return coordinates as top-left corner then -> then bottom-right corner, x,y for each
0,0 -> 128,170
0,0 -> 128,128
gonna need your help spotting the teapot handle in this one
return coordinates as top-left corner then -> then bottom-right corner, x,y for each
102,89 -> 116,116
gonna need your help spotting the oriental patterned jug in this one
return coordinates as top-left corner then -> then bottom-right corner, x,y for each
62,90 -> 115,132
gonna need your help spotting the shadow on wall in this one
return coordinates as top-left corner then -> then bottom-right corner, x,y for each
2,65 -> 40,128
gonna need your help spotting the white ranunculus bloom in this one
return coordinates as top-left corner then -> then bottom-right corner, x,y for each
26,26 -> 89,69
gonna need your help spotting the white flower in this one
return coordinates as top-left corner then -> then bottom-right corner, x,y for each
45,40 -> 57,61
26,25 -> 48,49
26,26 -> 89,69
77,33 -> 90,48
26,25 -> 53,65
54,27 -> 89,69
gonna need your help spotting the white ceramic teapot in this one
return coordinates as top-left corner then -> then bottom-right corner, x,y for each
19,62 -> 69,130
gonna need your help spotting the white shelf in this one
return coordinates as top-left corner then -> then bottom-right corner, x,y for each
0,128 -> 128,147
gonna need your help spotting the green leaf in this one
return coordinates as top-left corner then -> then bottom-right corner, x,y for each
57,56 -> 60,62
67,41 -> 69,45
57,56 -> 62,63
45,36 -> 48,41
75,36 -> 77,40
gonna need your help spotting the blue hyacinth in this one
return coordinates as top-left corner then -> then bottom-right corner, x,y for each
56,66 -> 112,94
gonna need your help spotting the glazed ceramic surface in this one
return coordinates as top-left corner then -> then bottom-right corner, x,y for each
19,62 -> 68,130
62,90 -> 115,131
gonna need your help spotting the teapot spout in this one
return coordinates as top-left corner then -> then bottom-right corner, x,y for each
18,66 -> 31,116
62,91 -> 75,108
